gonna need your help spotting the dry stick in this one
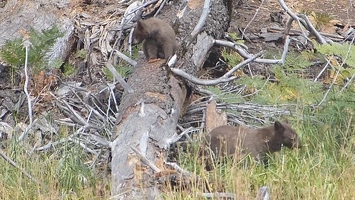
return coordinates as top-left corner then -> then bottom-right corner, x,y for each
190,0 -> 211,37
215,35 -> 291,64
23,40 -> 33,125
174,0 -> 211,62
53,96 -> 97,128
201,193 -> 236,199
166,127 -> 197,146
128,0 -> 159,16
130,146 -> 161,173
171,51 -> 263,85
297,14 -> 332,44
165,162 -> 192,176
36,131 -> 81,151
279,0 -> 309,41
200,108 -> 206,138
108,82 -> 120,113
84,29 -> 93,82
0,149 -> 48,191
153,0 -> 167,17
340,36 -> 355,92
241,0 -> 265,39
17,40 -> 34,142
269,27 -> 345,41
54,81 -> 113,127
278,0 -> 329,44
222,51 -> 264,78
256,186 -> 270,200
128,28 -> 135,56
105,62 -> 134,93
318,35 -> 355,105
90,82 -> 118,124
70,86 -> 114,125
341,73 -> 355,93
69,137 -> 97,155
314,59 -> 331,82
318,64 -> 340,107
81,132 -> 110,147
113,50 -> 137,66
175,124 -> 194,141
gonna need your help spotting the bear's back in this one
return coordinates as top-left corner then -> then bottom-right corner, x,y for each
133,17 -> 178,60
140,18 -> 175,41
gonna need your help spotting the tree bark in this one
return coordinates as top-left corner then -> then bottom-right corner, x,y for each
110,0 -> 231,199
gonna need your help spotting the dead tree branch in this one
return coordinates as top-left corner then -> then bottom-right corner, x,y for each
171,51 -> 264,85
278,0 -> 331,44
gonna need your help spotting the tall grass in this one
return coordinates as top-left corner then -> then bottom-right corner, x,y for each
0,139 -> 110,199
165,105 -> 355,199
0,99 -> 353,199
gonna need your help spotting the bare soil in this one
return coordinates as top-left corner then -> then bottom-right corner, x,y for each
230,0 -> 355,34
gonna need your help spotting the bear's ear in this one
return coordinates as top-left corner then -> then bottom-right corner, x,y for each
274,121 -> 285,133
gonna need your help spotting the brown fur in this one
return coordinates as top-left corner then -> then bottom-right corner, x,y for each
206,121 -> 301,167
132,17 -> 177,62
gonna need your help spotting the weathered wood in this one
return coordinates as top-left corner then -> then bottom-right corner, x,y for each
110,0 -> 231,198
111,60 -> 186,199
0,0 -> 75,68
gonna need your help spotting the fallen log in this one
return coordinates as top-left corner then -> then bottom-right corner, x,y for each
110,0 -> 231,198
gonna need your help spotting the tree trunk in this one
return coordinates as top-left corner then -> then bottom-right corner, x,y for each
110,0 -> 231,198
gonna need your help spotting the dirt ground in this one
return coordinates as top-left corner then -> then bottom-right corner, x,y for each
230,0 -> 355,34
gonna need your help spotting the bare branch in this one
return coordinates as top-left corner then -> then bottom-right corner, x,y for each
201,192 -> 236,199
0,149 -> 47,190
278,0 -> 330,44
131,146 -> 161,173
171,51 -> 264,85
297,14 -> 332,44
166,127 -> 198,146
165,162 -> 193,176
171,68 -> 236,85
22,39 -> 33,125
215,36 -> 291,65
113,50 -> 137,66
191,0 -> 211,37
256,186 -> 270,200
318,35 -> 355,105
105,62 -> 134,93
242,0 -> 265,38
153,0 -> 168,17
314,59 -> 330,82
223,51 -> 264,78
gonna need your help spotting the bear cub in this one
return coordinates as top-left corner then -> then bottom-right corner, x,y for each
132,17 -> 177,63
206,120 -> 302,168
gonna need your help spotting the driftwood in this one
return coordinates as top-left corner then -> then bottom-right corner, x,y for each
110,0 -> 230,198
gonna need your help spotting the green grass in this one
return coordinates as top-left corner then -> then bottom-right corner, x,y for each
164,107 -> 355,199
0,140 -> 110,199
0,89 -> 353,200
